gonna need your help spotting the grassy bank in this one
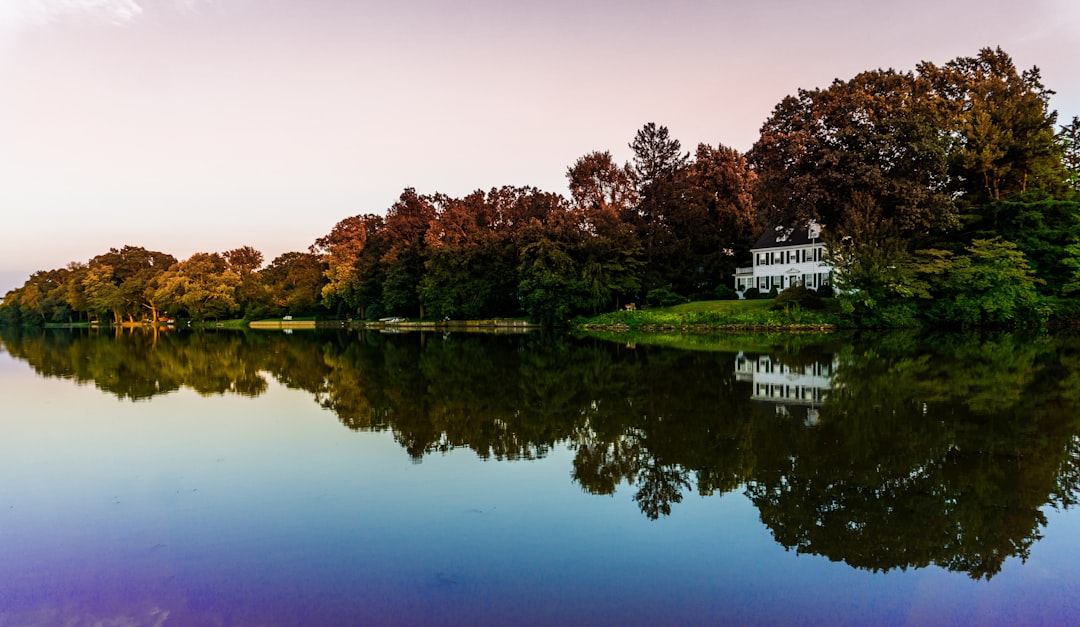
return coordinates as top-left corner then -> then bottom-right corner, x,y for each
575,299 -> 845,331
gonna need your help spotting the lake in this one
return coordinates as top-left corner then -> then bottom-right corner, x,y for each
1,327 -> 1079,626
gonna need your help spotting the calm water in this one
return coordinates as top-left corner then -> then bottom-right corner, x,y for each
1,327 -> 1079,626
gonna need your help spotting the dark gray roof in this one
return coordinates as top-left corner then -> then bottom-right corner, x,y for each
752,223 -> 823,250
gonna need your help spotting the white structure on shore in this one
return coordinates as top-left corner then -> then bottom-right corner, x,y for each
734,222 -> 833,297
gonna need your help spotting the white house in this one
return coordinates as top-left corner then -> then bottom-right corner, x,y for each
734,221 -> 833,297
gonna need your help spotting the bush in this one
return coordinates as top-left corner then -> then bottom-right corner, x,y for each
816,283 -> 834,297
768,286 -> 779,299
771,285 -> 824,310
646,287 -> 687,307
1046,298 -> 1080,326
743,287 -> 761,300
713,285 -> 738,300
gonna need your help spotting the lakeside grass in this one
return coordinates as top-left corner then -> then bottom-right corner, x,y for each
575,298 -> 845,330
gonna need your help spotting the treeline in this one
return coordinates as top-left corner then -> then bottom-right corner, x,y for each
2,46 -> 1080,327
0,245 -> 328,326
0,125 -> 759,326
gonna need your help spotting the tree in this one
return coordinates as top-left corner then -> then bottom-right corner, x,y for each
260,251 -> 328,316
381,188 -> 435,318
82,264 -> 126,324
920,47 -> 1068,202
827,193 -> 942,327
87,246 -> 177,323
420,189 -> 522,319
154,253 -> 241,320
314,213 -> 385,316
680,143 -> 760,293
1062,243 -> 1080,297
630,123 -> 690,294
942,238 -> 1043,326
1060,116 -> 1080,194
566,150 -> 638,225
749,68 -> 955,237
517,227 -> 583,325
973,198 -> 1080,295
225,246 -> 268,318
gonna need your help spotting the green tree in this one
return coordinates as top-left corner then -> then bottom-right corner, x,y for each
82,264 -> 126,324
1060,116 -> 1080,194
1058,243 -> 1080,297
942,238 -> 1043,326
517,227 -> 583,325
920,47 -> 1069,202
630,123 -> 690,294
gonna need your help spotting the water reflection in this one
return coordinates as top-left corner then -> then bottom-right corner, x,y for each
2,326 -> 1079,580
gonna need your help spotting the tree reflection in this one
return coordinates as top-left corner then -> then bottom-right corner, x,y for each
3,326 -> 1080,580
746,332 -> 1080,579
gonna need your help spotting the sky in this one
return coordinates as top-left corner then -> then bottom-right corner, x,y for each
1,0 -> 1078,295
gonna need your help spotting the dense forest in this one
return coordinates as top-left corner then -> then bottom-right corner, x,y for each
3,47 -> 1079,328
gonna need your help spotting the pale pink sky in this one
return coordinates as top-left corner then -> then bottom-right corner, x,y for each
1,0 -> 1078,294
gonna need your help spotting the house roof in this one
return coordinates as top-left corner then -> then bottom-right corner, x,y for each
752,223 -> 823,250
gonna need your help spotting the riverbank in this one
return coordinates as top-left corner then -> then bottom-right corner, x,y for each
573,299 -> 845,332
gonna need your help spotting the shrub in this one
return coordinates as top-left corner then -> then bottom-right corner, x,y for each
771,285 -> 824,310
646,287 -> 687,307
743,287 -> 761,300
713,285 -> 738,300
816,284 -> 834,298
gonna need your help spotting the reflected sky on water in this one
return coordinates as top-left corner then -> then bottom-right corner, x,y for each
2,329 -> 1080,625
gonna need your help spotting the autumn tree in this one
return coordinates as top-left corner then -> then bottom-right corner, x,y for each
566,150 -> 638,224
380,188 -> 435,318
314,213 -> 387,317
749,68 -> 955,238
679,143 -> 760,294
154,252 -> 241,321
565,151 -> 644,310
419,187 -> 565,319
260,251 -> 328,316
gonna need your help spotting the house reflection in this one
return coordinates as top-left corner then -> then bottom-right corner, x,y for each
734,352 -> 836,425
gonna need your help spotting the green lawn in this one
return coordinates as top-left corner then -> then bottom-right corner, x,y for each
662,299 -> 777,314
576,298 -> 843,329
